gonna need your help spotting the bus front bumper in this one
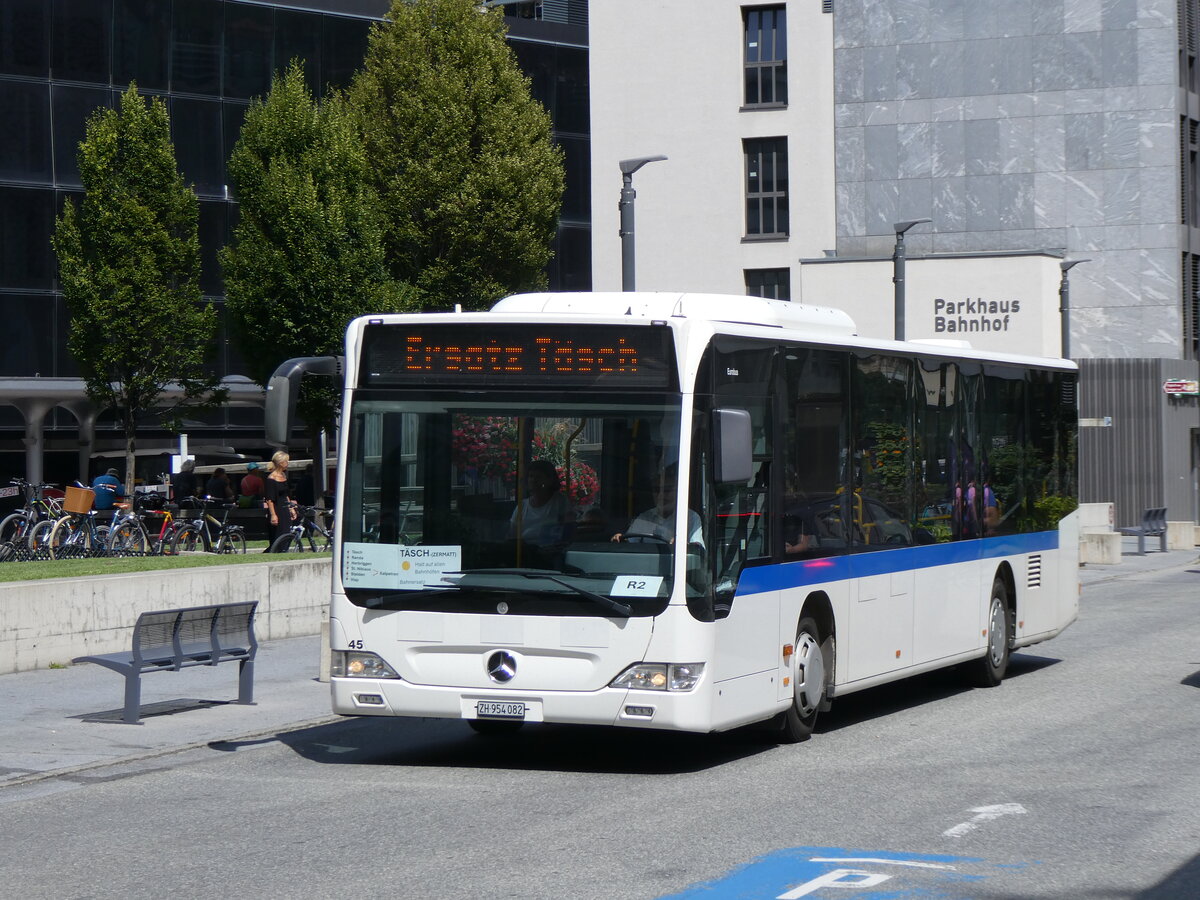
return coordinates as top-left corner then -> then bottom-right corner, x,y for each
330,676 -> 720,732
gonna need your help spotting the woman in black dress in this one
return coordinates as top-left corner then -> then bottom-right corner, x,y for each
264,450 -> 296,549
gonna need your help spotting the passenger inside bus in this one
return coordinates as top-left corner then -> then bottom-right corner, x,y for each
509,459 -> 572,546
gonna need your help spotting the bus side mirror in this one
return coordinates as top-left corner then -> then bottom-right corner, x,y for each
265,356 -> 343,447
712,408 -> 752,484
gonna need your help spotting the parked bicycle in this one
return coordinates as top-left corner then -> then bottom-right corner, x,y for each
0,478 -> 64,548
169,496 -> 246,554
106,491 -> 172,556
269,505 -> 333,553
38,483 -> 110,560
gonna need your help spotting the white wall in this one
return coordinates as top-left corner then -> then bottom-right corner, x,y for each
0,559 -> 331,674
589,1 -> 836,293
798,253 -> 1064,358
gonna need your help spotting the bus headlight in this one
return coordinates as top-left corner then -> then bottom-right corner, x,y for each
330,650 -> 400,679
611,663 -> 705,692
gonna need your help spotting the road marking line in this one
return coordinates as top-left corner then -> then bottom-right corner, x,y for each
944,802 -> 1028,837
809,857 -> 955,870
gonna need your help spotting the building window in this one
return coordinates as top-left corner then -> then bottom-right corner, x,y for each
744,6 -> 787,107
744,137 -> 788,238
1184,252 -> 1200,360
746,268 -> 791,300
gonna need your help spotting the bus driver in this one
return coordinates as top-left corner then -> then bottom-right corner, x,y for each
611,464 -> 703,547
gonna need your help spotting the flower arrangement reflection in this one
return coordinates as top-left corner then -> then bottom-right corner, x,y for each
451,415 -> 599,507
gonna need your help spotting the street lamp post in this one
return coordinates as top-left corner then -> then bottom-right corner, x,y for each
1059,259 -> 1090,359
618,155 -> 667,291
892,218 -> 931,341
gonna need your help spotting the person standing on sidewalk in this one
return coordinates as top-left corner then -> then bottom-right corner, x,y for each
264,450 -> 296,550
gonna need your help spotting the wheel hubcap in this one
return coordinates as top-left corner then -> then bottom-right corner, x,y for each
794,630 -> 824,717
987,596 -> 1007,666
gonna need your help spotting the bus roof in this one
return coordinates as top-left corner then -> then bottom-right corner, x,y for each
492,292 -> 859,337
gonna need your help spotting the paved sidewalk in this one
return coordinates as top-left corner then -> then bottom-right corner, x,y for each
0,633 -> 336,790
1079,537 -> 1200,587
0,537 -> 1194,792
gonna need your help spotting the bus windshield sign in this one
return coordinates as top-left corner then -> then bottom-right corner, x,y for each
359,323 -> 676,388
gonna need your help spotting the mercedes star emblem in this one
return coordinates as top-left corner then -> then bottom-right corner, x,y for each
487,650 -> 517,683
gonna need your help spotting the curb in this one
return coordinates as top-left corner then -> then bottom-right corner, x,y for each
0,714 -> 342,792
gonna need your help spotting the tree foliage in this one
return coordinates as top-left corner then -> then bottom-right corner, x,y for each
350,0 -> 565,310
221,62 -> 412,435
52,84 -> 221,487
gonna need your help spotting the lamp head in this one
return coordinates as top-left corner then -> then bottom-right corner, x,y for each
619,155 -> 668,176
893,217 -> 932,235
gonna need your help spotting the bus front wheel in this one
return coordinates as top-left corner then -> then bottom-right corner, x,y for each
773,615 -> 829,744
969,577 -> 1011,688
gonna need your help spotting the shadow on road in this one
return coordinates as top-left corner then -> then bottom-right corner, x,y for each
815,651 -> 1060,734
1137,850 -> 1200,898
208,652 -> 1063,774
213,715 -> 776,775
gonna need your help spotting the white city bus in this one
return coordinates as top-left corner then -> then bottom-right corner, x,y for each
268,292 -> 1079,742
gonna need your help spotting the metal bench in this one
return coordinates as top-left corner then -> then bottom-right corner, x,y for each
1117,507 -> 1168,555
72,601 -> 258,724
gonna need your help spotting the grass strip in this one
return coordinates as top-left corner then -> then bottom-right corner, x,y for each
0,551 -> 322,583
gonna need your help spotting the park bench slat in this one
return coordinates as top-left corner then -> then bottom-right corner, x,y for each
72,601 -> 258,724
1117,507 -> 1168,555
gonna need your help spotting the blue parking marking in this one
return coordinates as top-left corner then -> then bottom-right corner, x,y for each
660,846 -> 1024,899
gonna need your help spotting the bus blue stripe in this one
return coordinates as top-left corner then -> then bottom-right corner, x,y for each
736,531 -> 1060,594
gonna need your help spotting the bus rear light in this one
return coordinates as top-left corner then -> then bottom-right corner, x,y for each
611,663 -> 705,692
331,650 -> 401,680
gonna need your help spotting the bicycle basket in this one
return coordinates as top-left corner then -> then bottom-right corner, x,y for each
137,493 -> 165,511
63,486 -> 95,514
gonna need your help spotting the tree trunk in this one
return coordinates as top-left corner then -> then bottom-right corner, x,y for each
123,409 -> 137,499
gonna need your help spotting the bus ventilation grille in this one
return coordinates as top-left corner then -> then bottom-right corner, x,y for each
1027,555 -> 1042,589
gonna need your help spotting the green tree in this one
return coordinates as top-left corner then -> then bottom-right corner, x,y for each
221,62 -> 411,438
53,84 -> 221,489
350,0 -> 565,310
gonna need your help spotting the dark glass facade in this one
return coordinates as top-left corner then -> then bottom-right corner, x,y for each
0,0 -> 590,467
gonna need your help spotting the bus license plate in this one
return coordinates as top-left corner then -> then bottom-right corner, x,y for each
476,700 -> 525,719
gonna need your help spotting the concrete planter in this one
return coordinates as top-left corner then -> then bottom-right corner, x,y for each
0,558 -> 331,674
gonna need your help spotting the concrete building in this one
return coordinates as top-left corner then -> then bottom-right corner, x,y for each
0,0 -> 589,484
589,0 -> 1200,527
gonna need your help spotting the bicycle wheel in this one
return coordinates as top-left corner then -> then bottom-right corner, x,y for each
48,516 -> 88,560
26,519 -> 55,554
0,512 -> 30,545
308,527 -> 332,553
170,524 -> 203,554
215,529 -> 246,554
153,520 -> 180,555
270,532 -> 303,553
107,520 -> 149,556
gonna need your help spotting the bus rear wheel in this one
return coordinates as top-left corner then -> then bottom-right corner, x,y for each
969,577 -> 1011,687
772,615 -> 829,744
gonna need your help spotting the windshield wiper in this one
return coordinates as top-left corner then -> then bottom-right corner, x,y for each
446,568 -> 633,618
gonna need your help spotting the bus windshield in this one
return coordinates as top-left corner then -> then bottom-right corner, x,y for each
340,392 -> 692,616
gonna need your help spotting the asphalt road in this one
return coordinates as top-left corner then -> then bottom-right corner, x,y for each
2,555 -> 1198,899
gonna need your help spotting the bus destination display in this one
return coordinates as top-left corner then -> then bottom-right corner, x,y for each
361,323 -> 676,388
